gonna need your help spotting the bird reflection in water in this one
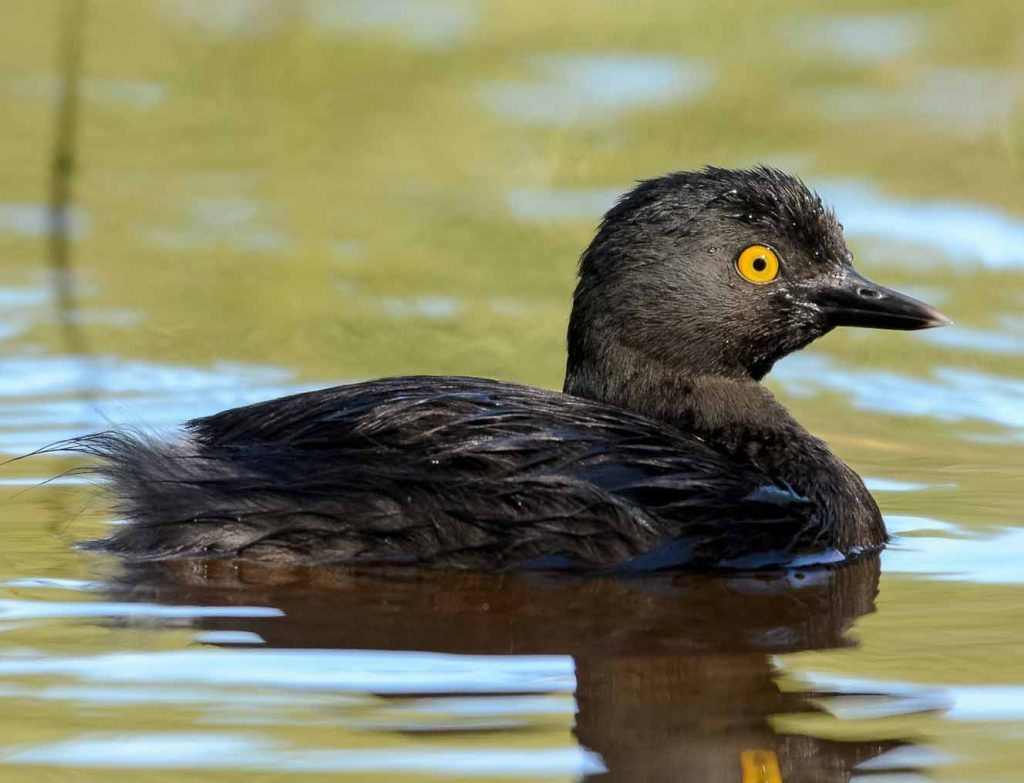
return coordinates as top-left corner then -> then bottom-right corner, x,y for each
110,555 -> 920,782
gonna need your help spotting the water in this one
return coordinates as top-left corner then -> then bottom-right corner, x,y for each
0,0 -> 1022,780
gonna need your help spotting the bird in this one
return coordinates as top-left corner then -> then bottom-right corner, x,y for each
67,166 -> 950,572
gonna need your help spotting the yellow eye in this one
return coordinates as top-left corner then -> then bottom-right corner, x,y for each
736,245 -> 780,284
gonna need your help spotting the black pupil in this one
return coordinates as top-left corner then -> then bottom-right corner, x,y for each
752,256 -> 767,272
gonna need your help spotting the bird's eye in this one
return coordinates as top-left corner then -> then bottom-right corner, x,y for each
736,244 -> 780,284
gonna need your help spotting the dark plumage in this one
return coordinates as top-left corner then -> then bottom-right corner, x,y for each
67,166 -> 950,571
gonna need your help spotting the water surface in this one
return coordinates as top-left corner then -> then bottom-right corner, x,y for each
0,1 -> 1022,780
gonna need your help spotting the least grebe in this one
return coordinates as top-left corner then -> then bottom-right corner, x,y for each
71,166 -> 949,571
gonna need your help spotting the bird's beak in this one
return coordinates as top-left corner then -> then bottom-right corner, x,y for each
811,268 -> 952,331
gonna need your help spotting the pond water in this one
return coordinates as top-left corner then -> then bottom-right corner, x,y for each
0,1 -> 1022,781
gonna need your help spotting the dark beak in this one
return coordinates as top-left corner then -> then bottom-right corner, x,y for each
812,269 -> 952,331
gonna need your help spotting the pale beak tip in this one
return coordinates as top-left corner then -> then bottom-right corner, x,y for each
924,311 -> 954,329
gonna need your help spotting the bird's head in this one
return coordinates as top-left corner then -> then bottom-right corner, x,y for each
566,166 -> 950,388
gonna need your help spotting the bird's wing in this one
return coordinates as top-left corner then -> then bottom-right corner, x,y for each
84,376 -> 819,570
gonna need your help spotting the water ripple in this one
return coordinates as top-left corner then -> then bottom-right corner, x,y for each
821,180 -> 1024,268
4,733 -> 604,775
775,354 -> 1024,432
0,648 -> 575,694
481,54 -> 714,125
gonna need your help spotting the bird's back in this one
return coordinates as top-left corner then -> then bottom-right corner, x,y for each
79,376 -> 819,570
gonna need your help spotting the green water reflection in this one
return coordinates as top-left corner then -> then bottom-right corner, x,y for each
0,0 -> 1022,781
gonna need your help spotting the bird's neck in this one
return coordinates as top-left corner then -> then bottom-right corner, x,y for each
564,347 -> 797,446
